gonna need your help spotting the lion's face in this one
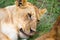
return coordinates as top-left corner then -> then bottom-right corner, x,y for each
15,5 -> 37,36
15,0 -> 47,37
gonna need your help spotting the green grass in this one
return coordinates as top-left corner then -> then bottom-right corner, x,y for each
0,0 -> 60,40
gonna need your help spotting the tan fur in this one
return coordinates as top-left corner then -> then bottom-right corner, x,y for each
0,33 -> 10,40
15,0 -> 27,8
35,16 -> 60,40
0,0 -> 47,40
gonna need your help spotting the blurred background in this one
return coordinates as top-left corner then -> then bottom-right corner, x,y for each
0,0 -> 60,40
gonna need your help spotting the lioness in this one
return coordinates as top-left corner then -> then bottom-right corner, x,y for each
35,16 -> 60,40
0,0 -> 47,40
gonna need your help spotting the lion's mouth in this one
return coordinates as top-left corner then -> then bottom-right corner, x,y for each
20,28 -> 36,37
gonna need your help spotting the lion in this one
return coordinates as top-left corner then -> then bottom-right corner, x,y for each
0,33 -> 10,40
0,0 -> 47,40
35,16 -> 60,40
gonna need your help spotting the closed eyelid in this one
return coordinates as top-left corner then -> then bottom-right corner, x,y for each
28,13 -> 32,18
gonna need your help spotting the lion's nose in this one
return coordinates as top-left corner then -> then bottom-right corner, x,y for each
30,28 -> 36,33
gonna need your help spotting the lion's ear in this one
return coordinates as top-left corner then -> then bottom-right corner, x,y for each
37,8 -> 47,20
15,0 -> 27,6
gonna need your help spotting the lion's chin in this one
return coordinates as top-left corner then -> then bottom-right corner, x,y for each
18,31 -> 29,39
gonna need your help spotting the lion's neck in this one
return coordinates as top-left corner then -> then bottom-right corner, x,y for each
1,22 -> 18,40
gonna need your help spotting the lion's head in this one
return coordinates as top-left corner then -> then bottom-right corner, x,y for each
14,0 -> 47,38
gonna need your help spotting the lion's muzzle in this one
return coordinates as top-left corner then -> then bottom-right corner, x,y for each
19,28 -> 36,37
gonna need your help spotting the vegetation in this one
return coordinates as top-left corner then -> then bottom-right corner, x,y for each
0,0 -> 60,40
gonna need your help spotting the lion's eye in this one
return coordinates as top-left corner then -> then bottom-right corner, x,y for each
28,13 -> 32,19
